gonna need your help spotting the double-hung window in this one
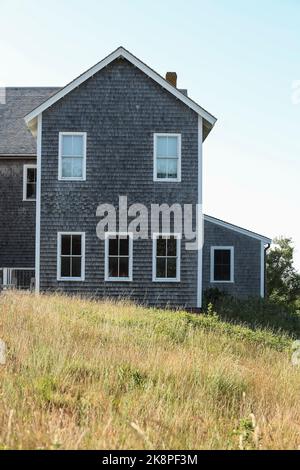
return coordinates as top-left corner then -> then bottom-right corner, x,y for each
210,246 -> 234,283
153,234 -> 181,282
105,233 -> 133,282
57,232 -> 85,281
23,164 -> 37,201
154,134 -> 181,182
59,132 -> 86,181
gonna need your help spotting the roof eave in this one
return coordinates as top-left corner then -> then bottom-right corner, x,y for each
24,47 -> 217,137
204,214 -> 272,244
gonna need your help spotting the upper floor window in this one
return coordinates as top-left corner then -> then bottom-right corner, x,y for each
210,246 -> 234,283
154,134 -> 181,182
152,233 -> 181,282
58,132 -> 86,181
23,164 -> 37,201
57,232 -> 85,281
105,233 -> 133,282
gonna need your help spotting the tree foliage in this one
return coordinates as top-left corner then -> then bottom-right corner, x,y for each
266,237 -> 300,303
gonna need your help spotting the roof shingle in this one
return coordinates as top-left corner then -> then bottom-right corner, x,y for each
0,87 -> 60,156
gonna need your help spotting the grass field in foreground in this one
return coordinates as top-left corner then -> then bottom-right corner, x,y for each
0,292 -> 299,450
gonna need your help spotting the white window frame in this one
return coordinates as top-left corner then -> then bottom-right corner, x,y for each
153,133 -> 181,182
23,164 -> 37,201
105,232 -> 133,282
210,246 -> 234,284
152,233 -> 181,282
57,232 -> 85,281
58,132 -> 87,181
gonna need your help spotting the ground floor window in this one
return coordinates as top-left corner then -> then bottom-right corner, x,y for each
152,233 -> 181,282
105,233 -> 133,281
57,232 -> 85,281
23,164 -> 37,201
210,246 -> 234,283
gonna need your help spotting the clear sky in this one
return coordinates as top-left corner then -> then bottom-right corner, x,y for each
1,0 -> 299,269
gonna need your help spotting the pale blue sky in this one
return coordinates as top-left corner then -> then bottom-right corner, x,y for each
1,0 -> 299,268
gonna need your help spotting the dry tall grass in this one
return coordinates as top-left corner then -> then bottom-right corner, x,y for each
0,291 -> 299,450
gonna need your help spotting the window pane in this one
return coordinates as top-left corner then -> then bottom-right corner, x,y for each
62,135 -> 73,155
214,264 -> 231,281
119,257 -> 129,278
61,235 -> 71,255
73,136 -> 84,156
109,257 -> 118,278
62,157 -> 73,177
214,249 -> 231,281
61,256 -> 71,277
167,258 -> 177,278
156,237 -> 167,256
214,249 -> 230,265
157,136 -> 168,157
27,168 -> 36,183
27,183 -> 36,200
72,235 -> 82,256
167,158 -> 178,179
167,136 -> 178,157
72,157 -> 83,178
109,237 -> 118,256
167,237 -> 177,256
119,236 -> 129,256
72,257 -> 82,278
156,257 -> 166,278
157,158 -> 168,179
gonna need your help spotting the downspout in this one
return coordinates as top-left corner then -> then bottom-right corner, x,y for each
264,243 -> 271,298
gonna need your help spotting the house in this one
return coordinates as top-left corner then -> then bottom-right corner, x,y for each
0,47 -> 271,308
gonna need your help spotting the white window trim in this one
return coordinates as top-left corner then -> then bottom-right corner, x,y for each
58,132 -> 87,181
57,232 -> 85,281
105,232 -> 133,282
153,133 -> 181,182
23,164 -> 37,201
210,246 -> 234,284
152,233 -> 181,282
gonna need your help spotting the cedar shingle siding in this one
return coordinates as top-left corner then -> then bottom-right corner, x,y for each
0,54 -> 269,304
0,158 -> 35,267
40,58 -> 198,307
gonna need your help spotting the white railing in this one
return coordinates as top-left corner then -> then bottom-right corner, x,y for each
0,268 -> 35,291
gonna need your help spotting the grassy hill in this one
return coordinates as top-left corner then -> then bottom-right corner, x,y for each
0,292 -> 299,450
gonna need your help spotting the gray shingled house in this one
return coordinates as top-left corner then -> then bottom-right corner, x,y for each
0,47 -> 271,308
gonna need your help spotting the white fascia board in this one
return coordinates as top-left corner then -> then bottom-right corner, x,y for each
204,214 -> 272,244
24,47 -> 217,132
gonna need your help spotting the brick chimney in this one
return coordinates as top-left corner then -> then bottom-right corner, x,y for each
165,72 -> 177,88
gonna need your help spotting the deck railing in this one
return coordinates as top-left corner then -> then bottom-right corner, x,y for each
0,268 -> 35,291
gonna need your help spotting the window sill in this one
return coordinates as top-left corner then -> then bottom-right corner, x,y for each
58,177 -> 86,182
57,278 -> 85,282
153,178 -> 181,183
210,280 -> 234,284
105,278 -> 133,282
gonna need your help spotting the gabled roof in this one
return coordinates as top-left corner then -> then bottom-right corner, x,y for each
204,214 -> 272,244
24,47 -> 217,138
0,87 -> 59,156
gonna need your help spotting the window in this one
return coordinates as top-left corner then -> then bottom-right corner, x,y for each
59,132 -> 86,180
153,233 -> 181,282
105,233 -> 133,282
154,134 -> 181,182
23,164 -> 37,201
57,232 -> 85,281
210,246 -> 234,283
